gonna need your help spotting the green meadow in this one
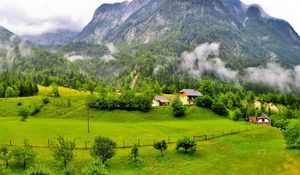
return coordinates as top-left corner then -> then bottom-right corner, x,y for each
0,86 -> 299,174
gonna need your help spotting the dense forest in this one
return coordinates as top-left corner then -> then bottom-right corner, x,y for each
0,72 -> 38,97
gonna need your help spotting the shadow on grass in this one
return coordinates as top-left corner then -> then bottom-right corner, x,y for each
127,159 -> 145,169
175,150 -> 200,160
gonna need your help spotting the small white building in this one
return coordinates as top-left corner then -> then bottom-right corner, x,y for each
152,96 -> 170,107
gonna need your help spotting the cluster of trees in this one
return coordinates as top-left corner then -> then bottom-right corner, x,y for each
11,49 -> 91,90
86,91 -> 153,112
195,79 -> 300,122
0,72 -> 38,98
0,136 -> 197,174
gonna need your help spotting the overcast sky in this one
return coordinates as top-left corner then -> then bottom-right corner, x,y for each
0,0 -> 299,36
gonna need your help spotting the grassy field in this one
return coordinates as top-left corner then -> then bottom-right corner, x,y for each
0,86 -> 299,174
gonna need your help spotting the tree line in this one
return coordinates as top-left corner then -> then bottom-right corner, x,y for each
0,71 -> 38,98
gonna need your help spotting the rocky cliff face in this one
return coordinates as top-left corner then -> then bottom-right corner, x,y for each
72,0 -> 300,67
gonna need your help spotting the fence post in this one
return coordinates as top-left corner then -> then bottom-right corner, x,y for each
9,140 -> 12,146
48,139 -> 50,147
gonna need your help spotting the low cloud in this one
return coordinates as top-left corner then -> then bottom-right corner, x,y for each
106,43 -> 119,55
181,42 -> 300,93
245,63 -> 300,92
181,42 -> 238,81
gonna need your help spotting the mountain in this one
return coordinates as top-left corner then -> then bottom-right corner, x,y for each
0,25 -> 33,71
73,0 -> 300,68
75,0 -> 152,42
0,25 -> 21,46
23,30 -> 78,48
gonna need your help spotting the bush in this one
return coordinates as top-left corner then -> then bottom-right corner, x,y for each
233,108 -> 243,121
42,97 -> 50,105
17,102 -> 22,106
18,107 -> 30,121
212,100 -> 229,116
12,139 -> 36,169
31,103 -> 41,116
25,164 -> 51,175
195,95 -> 213,108
51,84 -> 60,97
0,146 -> 11,167
63,165 -> 75,175
5,86 -> 18,97
283,120 -> 300,149
81,160 -> 106,175
172,98 -> 185,117
91,137 -> 117,164
176,137 -> 197,153
153,140 -> 168,156
0,165 -> 10,175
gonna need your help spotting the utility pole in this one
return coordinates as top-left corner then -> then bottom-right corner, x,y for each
87,107 -> 90,143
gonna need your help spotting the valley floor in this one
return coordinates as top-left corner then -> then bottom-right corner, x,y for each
0,87 -> 299,174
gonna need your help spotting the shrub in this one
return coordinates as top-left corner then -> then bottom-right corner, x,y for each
0,165 -> 10,175
233,108 -> 243,121
283,120 -> 300,149
0,146 -> 11,167
42,97 -> 50,105
81,160 -> 106,175
19,107 -> 30,121
63,165 -> 75,175
51,84 -> 60,97
91,137 -> 117,164
5,86 -> 18,97
31,103 -> 41,116
195,95 -> 213,108
17,102 -> 22,106
172,98 -> 185,117
176,137 -> 197,153
25,164 -> 51,175
153,140 -> 168,156
212,100 -> 229,116
12,139 -> 36,169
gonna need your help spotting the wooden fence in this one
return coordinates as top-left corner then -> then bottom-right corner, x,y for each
0,125 -> 264,150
